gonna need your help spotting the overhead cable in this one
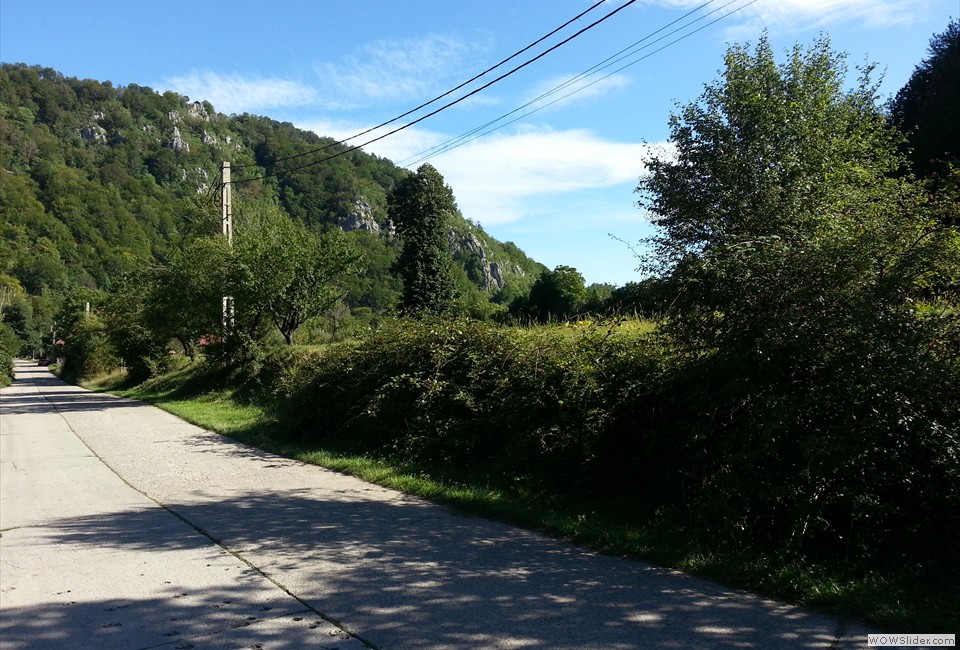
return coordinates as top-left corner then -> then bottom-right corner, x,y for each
400,0 -> 722,165
234,0 -> 641,185
231,0 -> 609,170
405,0 -> 758,166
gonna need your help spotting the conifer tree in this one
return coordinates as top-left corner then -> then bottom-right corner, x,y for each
388,164 -> 459,315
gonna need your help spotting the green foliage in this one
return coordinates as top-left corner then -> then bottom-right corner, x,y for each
146,236 -> 232,354
583,282 -> 616,313
0,274 -> 26,323
0,322 -> 17,387
338,231 -> 401,313
1,299 -> 32,351
637,34 -> 960,570
270,318 -> 663,492
389,164 -> 460,315
609,278 -> 675,317
890,19 -> 960,184
234,202 -> 361,344
58,313 -> 120,383
102,274 -> 169,381
520,265 -> 587,322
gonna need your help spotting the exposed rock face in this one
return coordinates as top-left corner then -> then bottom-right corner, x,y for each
181,167 -> 208,182
186,101 -> 210,121
202,129 -> 218,145
489,262 -> 505,288
168,126 -> 190,152
80,124 -> 107,143
340,197 -> 381,234
450,230 -> 506,290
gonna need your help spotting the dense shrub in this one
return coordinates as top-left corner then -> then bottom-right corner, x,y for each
653,340 -> 960,571
270,318 -> 664,493
265,315 -> 959,581
0,322 -> 18,387
58,314 -> 120,383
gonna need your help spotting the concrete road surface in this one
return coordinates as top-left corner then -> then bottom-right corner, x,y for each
1,360 -> 876,649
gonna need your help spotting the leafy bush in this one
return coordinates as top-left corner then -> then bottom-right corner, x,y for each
263,312 -> 958,584
0,322 -> 18,387
270,318 -> 664,493
58,313 -> 120,383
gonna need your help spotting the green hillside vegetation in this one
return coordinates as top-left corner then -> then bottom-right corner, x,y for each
2,24 -> 959,631
0,62 -> 547,361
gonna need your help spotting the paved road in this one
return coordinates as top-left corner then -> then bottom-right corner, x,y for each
1,361 -> 875,649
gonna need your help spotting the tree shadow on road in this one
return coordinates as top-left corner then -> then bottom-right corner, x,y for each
22,489 -> 859,649
0,585 -> 360,650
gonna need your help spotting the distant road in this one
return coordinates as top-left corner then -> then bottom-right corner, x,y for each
1,361 -> 873,649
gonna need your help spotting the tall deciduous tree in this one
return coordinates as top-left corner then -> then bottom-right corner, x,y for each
638,35 -> 947,356
388,164 -> 459,315
234,204 -> 360,345
636,35 -> 959,558
147,236 -> 233,355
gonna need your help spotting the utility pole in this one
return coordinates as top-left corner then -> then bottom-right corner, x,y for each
221,161 -> 233,244
221,161 -> 234,333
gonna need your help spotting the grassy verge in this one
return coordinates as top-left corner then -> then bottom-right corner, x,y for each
82,358 -> 954,632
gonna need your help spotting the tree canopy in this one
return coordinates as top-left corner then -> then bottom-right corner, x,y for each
234,204 -> 360,344
637,34 -> 960,559
388,164 -> 460,315
524,265 -> 587,322
890,19 -> 960,182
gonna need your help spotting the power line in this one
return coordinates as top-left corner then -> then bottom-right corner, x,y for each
235,0 -> 641,185
232,0 -> 609,171
404,0 -> 756,167
397,0 -> 720,167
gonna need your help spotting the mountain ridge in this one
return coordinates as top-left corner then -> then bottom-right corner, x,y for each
0,63 -> 545,312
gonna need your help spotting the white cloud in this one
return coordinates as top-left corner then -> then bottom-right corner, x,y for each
434,128 -> 660,224
523,73 -> 631,111
162,71 -> 318,114
295,125 -> 670,227
315,33 -> 495,105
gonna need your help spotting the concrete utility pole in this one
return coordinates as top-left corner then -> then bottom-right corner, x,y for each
221,161 -> 234,332
221,161 -> 233,244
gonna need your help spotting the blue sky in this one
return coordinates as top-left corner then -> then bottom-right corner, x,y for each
1,1 -> 956,286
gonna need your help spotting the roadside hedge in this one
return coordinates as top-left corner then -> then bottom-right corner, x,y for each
269,318 -> 665,494
252,317 -> 959,588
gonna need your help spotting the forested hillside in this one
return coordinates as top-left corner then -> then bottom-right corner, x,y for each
0,63 -> 545,351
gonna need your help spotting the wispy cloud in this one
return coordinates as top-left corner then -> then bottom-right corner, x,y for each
434,128 -> 661,224
644,0 -> 928,33
523,72 -> 631,111
315,33 -> 495,105
300,119 -> 660,225
162,71 -> 319,114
